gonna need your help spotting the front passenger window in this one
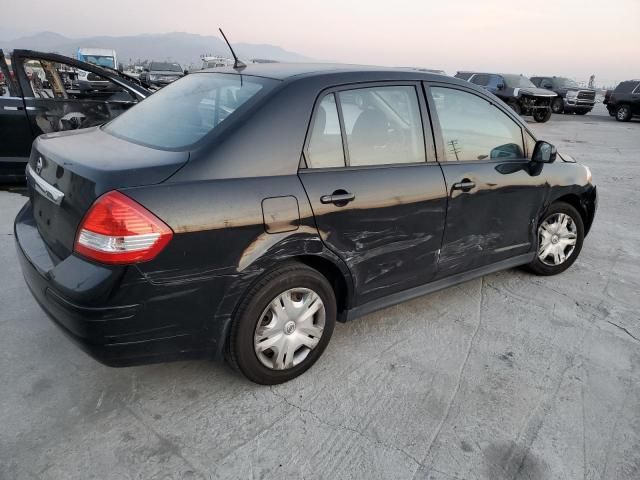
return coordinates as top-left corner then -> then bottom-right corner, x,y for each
431,87 -> 524,161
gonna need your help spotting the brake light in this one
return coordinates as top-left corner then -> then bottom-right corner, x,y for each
74,191 -> 173,264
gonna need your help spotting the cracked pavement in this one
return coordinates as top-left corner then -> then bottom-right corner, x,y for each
1,109 -> 639,479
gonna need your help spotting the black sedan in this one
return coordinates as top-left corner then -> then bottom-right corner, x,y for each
15,64 -> 597,384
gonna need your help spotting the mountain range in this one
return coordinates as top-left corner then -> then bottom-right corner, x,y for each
0,31 -> 314,67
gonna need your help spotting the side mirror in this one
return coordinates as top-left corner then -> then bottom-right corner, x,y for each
496,83 -> 504,90
183,69 -> 189,75
532,140 -> 557,163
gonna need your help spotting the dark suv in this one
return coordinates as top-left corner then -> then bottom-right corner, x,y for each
604,80 -> 640,121
15,64 -> 597,384
139,61 -> 184,88
455,72 -> 556,122
530,76 -> 596,115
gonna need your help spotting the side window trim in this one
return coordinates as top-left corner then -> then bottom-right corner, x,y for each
334,92 -> 351,166
423,81 -> 526,163
302,81 -> 432,171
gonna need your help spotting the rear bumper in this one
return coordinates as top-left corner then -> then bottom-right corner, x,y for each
14,202 -> 213,366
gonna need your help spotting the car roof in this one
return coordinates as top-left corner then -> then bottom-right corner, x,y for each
197,62 -> 451,82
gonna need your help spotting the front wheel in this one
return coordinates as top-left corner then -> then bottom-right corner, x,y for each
533,108 -> 552,123
551,97 -> 564,114
527,202 -> 584,276
227,263 -> 336,384
509,101 -> 522,115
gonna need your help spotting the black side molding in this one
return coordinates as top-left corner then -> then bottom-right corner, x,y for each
341,252 -> 535,322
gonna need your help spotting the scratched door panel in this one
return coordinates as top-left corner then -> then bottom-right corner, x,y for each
437,160 -> 547,277
299,163 -> 447,306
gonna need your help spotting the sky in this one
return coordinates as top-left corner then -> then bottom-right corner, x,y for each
3,0 -> 639,86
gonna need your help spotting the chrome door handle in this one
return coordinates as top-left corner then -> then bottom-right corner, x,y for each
320,192 -> 355,206
452,180 -> 476,192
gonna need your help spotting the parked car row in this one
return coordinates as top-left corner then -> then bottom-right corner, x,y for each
529,76 -> 596,115
455,72 -> 556,122
454,70 -> 639,123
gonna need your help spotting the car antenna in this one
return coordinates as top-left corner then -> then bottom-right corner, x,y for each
219,28 -> 246,70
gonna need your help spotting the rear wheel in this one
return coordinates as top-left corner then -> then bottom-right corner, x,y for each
551,97 -> 564,114
615,104 -> 632,122
527,202 -> 584,276
533,108 -> 552,123
228,263 -> 336,384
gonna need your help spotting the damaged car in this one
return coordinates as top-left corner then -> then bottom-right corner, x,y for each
15,64 -> 597,384
0,49 -> 150,182
457,72 -> 556,122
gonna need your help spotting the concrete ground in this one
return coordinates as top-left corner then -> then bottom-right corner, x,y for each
1,110 -> 639,480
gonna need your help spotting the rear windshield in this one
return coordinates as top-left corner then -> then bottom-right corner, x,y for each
104,73 -> 278,150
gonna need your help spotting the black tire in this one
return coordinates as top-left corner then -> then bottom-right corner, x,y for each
509,101 -> 522,115
615,104 -> 632,122
533,108 -> 552,123
227,262 -> 336,384
526,202 -> 584,276
551,97 -> 564,114
608,110 -> 616,117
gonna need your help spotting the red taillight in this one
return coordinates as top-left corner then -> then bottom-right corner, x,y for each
74,191 -> 173,264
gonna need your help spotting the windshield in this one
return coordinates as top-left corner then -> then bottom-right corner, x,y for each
150,62 -> 182,72
82,55 -> 115,69
503,74 -> 536,88
104,73 -> 278,150
553,77 -> 580,88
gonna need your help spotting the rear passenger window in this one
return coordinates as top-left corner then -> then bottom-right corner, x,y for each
430,87 -> 524,161
307,93 -> 345,168
338,86 -> 425,166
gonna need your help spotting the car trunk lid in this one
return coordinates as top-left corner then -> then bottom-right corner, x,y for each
27,126 -> 188,260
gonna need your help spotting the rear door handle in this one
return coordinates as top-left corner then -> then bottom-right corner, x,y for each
320,191 -> 355,206
3,105 -> 24,111
452,179 -> 476,192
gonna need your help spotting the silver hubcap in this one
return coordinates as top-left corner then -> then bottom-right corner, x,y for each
254,288 -> 325,370
538,213 -> 578,266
